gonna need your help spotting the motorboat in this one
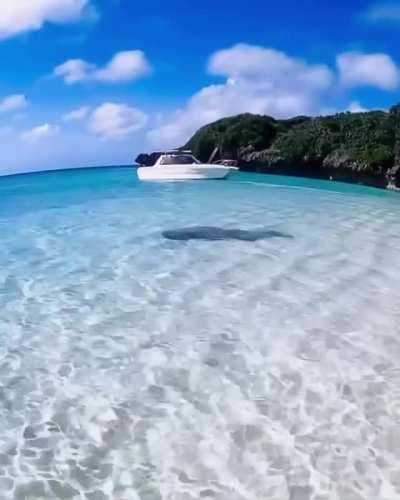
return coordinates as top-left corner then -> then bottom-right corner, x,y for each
137,151 -> 237,181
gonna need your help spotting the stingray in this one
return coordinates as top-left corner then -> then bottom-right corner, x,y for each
162,226 -> 293,242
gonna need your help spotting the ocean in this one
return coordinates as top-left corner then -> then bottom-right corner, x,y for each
0,167 -> 399,500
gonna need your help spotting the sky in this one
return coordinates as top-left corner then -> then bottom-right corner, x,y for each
1,0 -> 400,174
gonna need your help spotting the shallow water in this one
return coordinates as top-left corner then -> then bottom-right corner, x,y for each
0,168 -> 400,500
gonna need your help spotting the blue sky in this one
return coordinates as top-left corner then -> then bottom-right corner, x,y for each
1,0 -> 400,174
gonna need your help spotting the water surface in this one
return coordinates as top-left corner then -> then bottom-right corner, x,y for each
0,168 -> 400,500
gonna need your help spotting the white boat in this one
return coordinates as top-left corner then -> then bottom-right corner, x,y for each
137,151 -> 236,181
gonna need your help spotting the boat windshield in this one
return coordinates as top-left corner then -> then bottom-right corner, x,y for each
159,155 -> 199,165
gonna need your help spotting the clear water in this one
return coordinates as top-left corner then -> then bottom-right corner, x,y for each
1,168 -> 400,500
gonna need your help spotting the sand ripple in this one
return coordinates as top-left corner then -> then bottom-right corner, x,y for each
0,170 -> 399,499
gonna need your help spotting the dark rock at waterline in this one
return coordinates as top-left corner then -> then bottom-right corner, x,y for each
162,226 -> 293,242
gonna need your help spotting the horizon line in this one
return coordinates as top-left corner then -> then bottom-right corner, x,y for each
0,163 -> 137,180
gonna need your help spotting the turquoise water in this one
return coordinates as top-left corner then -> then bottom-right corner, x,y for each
1,168 -> 400,500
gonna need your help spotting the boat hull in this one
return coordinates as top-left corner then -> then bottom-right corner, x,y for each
137,164 -> 232,181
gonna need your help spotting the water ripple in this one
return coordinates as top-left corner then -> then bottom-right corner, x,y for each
0,169 -> 399,499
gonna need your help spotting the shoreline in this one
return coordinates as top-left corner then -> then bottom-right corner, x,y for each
185,111 -> 400,192
238,164 -> 393,191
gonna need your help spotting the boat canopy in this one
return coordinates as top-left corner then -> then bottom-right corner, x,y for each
135,150 -> 194,167
158,154 -> 199,166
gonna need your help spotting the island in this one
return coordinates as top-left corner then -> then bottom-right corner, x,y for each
184,105 -> 400,190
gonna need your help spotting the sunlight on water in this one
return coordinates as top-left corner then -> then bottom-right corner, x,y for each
0,168 -> 400,499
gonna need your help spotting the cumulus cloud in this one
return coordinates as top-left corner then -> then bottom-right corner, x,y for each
362,2 -> 400,23
148,43 -> 334,148
347,101 -> 368,113
94,51 -> 151,82
208,44 -> 333,91
55,50 -> 151,84
22,123 -> 59,143
63,106 -> 90,121
0,0 -> 90,40
0,94 -> 28,112
88,103 -> 148,140
55,59 -> 93,84
337,51 -> 399,90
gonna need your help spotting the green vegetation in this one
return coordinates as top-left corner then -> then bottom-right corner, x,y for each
185,107 -> 400,188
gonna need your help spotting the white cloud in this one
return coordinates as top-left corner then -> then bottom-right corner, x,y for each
54,59 -> 93,84
337,51 -> 399,90
0,94 -> 27,112
363,2 -> 400,23
63,106 -> 90,121
0,0 -> 90,40
149,43 -> 334,148
55,50 -> 151,84
208,43 -> 333,91
347,101 -> 368,113
88,103 -> 148,140
22,123 -> 59,143
94,51 -> 151,82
